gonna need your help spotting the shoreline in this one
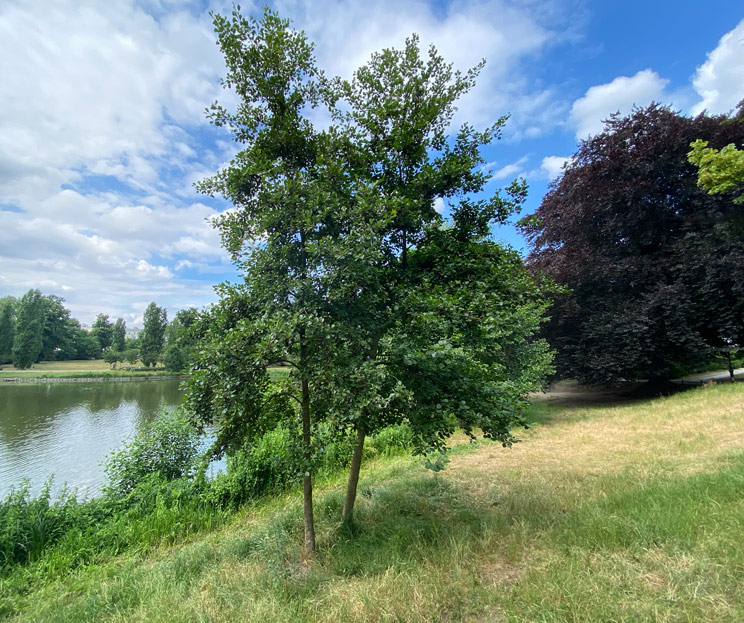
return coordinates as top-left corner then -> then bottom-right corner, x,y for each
0,374 -> 188,384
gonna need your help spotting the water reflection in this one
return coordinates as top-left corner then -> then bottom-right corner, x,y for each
0,380 -> 184,497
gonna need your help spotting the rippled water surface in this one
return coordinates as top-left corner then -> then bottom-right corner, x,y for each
0,380 -> 184,498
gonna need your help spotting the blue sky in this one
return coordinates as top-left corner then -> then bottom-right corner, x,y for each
1,0 -> 742,325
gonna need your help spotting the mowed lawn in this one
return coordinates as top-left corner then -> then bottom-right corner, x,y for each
2,359 -> 113,372
6,383 -> 744,622
0,359 -> 159,378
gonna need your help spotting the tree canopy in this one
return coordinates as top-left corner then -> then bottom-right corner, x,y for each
521,103 -> 744,384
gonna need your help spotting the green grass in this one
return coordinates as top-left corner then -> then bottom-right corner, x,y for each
0,359 -> 183,379
4,383 -> 744,622
0,361 -> 289,381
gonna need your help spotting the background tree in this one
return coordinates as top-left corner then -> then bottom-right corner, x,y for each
70,322 -> 100,360
163,344 -> 186,372
90,314 -> 113,353
140,303 -> 167,367
12,289 -> 46,369
39,295 -> 74,361
0,297 -> 16,364
103,348 -> 124,369
520,103 -> 744,384
112,318 -> 126,352
125,348 -> 140,366
164,308 -> 199,369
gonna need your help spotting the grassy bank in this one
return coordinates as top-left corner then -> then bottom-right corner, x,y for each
4,383 -> 744,622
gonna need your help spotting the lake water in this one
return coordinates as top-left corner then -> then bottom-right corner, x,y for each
0,380 -> 185,499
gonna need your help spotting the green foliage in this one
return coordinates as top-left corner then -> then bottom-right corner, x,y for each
103,413 -> 201,499
38,295 -> 72,361
207,426 -> 302,510
369,423 -> 414,457
112,318 -> 126,352
90,314 -> 113,353
0,481 -> 88,569
164,309 -> 198,370
124,348 -> 140,366
72,327 -> 100,360
163,345 -> 185,372
140,303 -> 167,367
689,138 -> 744,203
188,8 -> 554,542
102,348 -> 124,369
0,297 -> 15,364
11,289 -> 46,369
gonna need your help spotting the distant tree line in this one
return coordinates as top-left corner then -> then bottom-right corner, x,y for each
0,292 -> 197,372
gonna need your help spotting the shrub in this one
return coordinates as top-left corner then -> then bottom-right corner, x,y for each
164,345 -> 186,372
103,412 -> 202,500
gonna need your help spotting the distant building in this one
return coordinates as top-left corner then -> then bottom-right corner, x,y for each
126,327 -> 141,340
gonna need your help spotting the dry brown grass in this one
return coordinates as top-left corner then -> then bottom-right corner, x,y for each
449,383 -> 744,496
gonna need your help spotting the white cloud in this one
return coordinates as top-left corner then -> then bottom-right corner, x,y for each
540,155 -> 570,179
0,0 -> 236,322
491,156 -> 528,181
569,69 -> 669,139
692,19 -> 744,115
283,0 -> 563,132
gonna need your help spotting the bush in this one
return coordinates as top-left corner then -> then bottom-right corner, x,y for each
207,426 -> 302,510
103,412 -> 202,500
164,345 -> 186,372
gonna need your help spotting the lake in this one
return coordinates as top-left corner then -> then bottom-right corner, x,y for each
0,380 -> 185,499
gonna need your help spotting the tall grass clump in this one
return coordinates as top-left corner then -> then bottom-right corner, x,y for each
0,481 -> 98,568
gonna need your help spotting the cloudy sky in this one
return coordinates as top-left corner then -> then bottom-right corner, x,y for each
1,0 -> 743,325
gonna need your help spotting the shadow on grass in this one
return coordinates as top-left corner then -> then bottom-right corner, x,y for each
234,449 -> 744,603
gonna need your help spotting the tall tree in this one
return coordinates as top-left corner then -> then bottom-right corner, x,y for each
333,35 -> 539,520
69,320 -> 99,360
90,314 -> 113,353
187,6 -> 554,551
140,303 -> 167,367
189,7 -> 343,552
112,318 -> 126,352
12,289 -> 46,369
521,103 -> 744,384
40,295 -> 73,361
0,297 -> 16,364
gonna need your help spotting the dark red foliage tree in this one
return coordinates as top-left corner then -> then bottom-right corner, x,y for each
520,103 -> 744,384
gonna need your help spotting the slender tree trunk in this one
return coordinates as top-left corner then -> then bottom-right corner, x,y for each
342,425 -> 366,522
728,351 -> 734,382
341,333 -> 380,524
298,227 -> 316,552
301,375 -> 316,552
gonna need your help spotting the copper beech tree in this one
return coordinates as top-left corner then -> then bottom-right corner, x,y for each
521,103 -> 744,385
